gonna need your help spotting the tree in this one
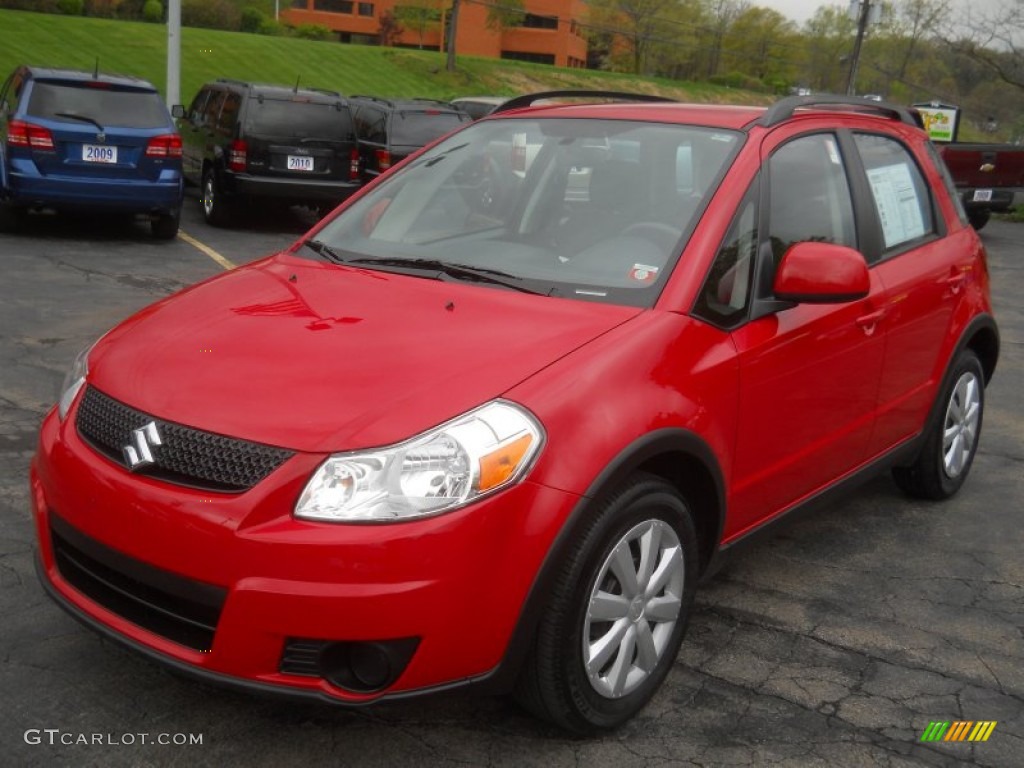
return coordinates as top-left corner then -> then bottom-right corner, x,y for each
589,0 -> 677,75
705,0 -> 748,78
946,0 -> 1024,90
720,6 -> 797,87
486,0 -> 524,32
378,10 -> 403,46
394,0 -> 442,49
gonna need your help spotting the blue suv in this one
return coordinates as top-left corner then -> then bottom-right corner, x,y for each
0,66 -> 184,238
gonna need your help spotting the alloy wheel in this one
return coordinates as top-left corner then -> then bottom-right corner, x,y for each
583,519 -> 685,699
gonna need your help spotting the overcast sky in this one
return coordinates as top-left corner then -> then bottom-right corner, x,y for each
754,0 -> 1003,29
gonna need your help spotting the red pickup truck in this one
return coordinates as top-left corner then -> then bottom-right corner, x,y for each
915,103 -> 1024,230
938,142 -> 1024,229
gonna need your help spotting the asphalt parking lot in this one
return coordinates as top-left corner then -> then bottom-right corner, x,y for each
1,197 -> 1021,767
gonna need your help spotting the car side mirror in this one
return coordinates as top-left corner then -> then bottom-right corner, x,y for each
773,241 -> 870,303
171,104 -> 185,119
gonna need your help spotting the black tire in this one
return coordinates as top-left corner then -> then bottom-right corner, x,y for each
968,209 -> 990,231
201,169 -> 233,227
0,199 -> 25,233
151,209 -> 180,240
892,349 -> 985,500
514,473 -> 699,734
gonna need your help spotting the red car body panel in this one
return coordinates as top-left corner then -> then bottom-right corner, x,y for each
30,97 -> 998,709
90,255 -> 639,452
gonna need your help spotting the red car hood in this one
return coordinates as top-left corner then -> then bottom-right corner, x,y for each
88,254 -> 639,453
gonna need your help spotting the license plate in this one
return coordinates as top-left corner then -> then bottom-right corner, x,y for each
82,144 -> 117,164
287,155 -> 314,172
973,189 -> 993,202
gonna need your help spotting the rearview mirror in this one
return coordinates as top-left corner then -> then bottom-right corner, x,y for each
773,241 -> 870,304
171,104 -> 185,119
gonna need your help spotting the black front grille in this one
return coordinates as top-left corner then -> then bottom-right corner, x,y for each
50,514 -> 226,652
75,386 -> 293,493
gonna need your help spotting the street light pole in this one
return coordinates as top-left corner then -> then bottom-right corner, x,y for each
845,0 -> 871,96
166,0 -> 181,109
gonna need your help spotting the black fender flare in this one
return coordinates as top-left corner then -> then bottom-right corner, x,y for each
484,427 -> 726,694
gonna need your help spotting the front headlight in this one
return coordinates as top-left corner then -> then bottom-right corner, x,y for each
57,344 -> 91,420
295,400 -> 544,523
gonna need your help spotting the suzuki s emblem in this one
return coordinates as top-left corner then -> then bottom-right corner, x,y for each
96,132 -> 106,143
124,421 -> 163,469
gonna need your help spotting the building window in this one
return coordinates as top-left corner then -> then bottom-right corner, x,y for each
358,2 -> 374,15
291,0 -> 308,8
314,0 -> 349,11
520,13 -> 558,30
500,51 -> 556,65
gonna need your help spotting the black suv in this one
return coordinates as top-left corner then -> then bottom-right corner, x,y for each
177,79 -> 360,226
350,97 -> 471,183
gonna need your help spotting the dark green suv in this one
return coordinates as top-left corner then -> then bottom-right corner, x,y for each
177,79 -> 360,226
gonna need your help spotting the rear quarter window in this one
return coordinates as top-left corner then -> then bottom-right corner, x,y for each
27,82 -> 170,129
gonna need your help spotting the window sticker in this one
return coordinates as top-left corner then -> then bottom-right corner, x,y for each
629,264 -> 659,283
866,162 -> 925,247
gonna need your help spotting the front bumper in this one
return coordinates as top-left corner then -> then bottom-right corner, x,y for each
31,402 -> 577,702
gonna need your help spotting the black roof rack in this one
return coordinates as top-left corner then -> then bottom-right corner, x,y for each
758,94 -> 923,129
492,90 -> 677,115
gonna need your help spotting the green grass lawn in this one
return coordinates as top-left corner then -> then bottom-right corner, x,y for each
0,8 -> 763,106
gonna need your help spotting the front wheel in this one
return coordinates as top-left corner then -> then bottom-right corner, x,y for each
514,474 -> 698,733
893,349 -> 985,499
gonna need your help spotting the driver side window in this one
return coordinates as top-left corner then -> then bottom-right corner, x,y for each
768,134 -> 856,263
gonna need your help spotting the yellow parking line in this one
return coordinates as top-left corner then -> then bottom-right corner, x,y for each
178,229 -> 237,271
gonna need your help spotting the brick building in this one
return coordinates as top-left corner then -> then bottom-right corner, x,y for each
283,0 -> 588,69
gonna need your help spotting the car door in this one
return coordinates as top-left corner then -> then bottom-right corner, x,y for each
178,88 -> 211,182
725,131 -> 888,536
851,131 -> 976,454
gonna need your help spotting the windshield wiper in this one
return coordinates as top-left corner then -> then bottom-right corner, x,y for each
303,239 -> 349,264
55,112 -> 105,132
345,257 -> 546,295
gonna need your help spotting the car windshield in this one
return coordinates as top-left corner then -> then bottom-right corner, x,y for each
311,117 -> 742,307
391,110 -> 470,146
28,82 -> 169,128
246,98 -> 352,139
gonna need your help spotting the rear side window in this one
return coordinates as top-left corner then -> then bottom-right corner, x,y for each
854,133 -> 935,251
246,99 -> 353,140
27,82 -> 169,128
391,111 -> 469,146
924,140 -> 968,227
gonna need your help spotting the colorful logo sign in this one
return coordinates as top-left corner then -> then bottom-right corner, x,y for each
920,721 -> 997,742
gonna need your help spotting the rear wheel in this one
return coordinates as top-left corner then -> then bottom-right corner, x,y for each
202,169 -> 233,227
968,209 -> 990,230
892,349 -> 985,499
0,199 -> 25,233
514,474 -> 698,733
151,208 -> 180,240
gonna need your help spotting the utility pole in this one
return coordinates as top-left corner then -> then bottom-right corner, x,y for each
167,0 -> 181,108
845,0 -> 871,96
